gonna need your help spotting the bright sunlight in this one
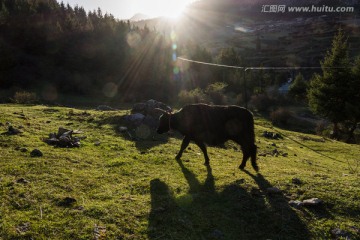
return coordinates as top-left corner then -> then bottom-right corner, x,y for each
147,0 -> 194,19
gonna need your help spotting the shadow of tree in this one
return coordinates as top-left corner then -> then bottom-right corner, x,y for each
148,162 -> 310,240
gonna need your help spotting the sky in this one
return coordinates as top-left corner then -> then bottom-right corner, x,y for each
61,0 -> 195,19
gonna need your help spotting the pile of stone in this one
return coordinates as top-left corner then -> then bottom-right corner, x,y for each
258,148 -> 288,157
131,99 -> 172,117
120,100 -> 172,140
2,125 -> 23,135
262,131 -> 283,140
44,127 -> 85,148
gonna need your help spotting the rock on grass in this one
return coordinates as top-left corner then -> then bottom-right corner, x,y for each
289,200 -> 303,209
30,149 -> 43,157
16,178 -> 30,184
16,222 -> 30,234
331,228 -> 351,239
57,197 -> 77,207
302,198 -> 322,206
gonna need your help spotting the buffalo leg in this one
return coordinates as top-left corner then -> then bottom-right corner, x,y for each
239,144 -> 258,171
250,144 -> 259,172
194,140 -> 210,165
233,138 -> 248,170
176,137 -> 190,160
239,150 -> 250,170
234,138 -> 252,170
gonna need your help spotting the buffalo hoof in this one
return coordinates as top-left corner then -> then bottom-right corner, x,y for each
253,165 -> 259,172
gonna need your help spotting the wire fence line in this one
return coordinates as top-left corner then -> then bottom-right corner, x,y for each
177,56 -> 351,108
178,56 -> 359,155
177,57 -> 244,69
177,56 -> 350,71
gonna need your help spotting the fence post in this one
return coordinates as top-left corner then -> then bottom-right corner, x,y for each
244,68 -> 248,108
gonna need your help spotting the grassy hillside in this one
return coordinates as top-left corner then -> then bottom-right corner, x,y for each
0,104 -> 359,239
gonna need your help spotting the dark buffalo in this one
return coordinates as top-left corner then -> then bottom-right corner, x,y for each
156,104 -> 258,171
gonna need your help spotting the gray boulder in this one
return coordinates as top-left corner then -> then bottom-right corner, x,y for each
96,105 -> 116,111
120,100 -> 172,140
131,99 -> 172,118
302,198 -> 322,206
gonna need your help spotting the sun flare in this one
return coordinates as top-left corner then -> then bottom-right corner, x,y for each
147,0 -> 193,19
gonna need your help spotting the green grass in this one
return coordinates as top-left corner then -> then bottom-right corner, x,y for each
0,104 -> 359,239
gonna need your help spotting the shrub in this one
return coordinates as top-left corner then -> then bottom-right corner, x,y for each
13,91 -> 38,104
266,86 -> 291,106
223,92 -> 242,105
206,82 -> 228,105
178,88 -> 209,105
315,120 -> 330,136
249,94 -> 274,112
270,108 -> 293,125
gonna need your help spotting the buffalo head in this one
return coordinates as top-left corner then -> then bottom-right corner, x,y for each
155,108 -> 172,134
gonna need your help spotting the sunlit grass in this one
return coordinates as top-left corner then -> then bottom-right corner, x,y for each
0,104 -> 359,239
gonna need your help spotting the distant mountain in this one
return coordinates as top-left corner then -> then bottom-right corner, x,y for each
131,0 -> 360,67
129,13 -> 151,22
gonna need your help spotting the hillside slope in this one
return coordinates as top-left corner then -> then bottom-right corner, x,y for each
0,104 -> 359,239
134,0 -> 360,66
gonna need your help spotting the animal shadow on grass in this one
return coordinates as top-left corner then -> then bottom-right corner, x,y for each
248,169 -> 333,222
148,161 -> 310,240
94,114 -> 171,151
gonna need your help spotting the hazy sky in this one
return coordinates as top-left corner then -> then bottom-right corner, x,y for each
62,0 -> 195,19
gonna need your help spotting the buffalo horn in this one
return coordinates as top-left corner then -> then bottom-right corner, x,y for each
154,108 -> 170,114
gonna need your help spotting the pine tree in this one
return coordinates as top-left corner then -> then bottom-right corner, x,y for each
0,1 -> 10,24
289,73 -> 308,101
346,57 -> 360,142
216,47 -> 242,91
308,28 -> 352,139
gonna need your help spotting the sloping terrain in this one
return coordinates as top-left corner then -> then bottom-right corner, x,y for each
0,104 -> 359,239
133,0 -> 360,66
